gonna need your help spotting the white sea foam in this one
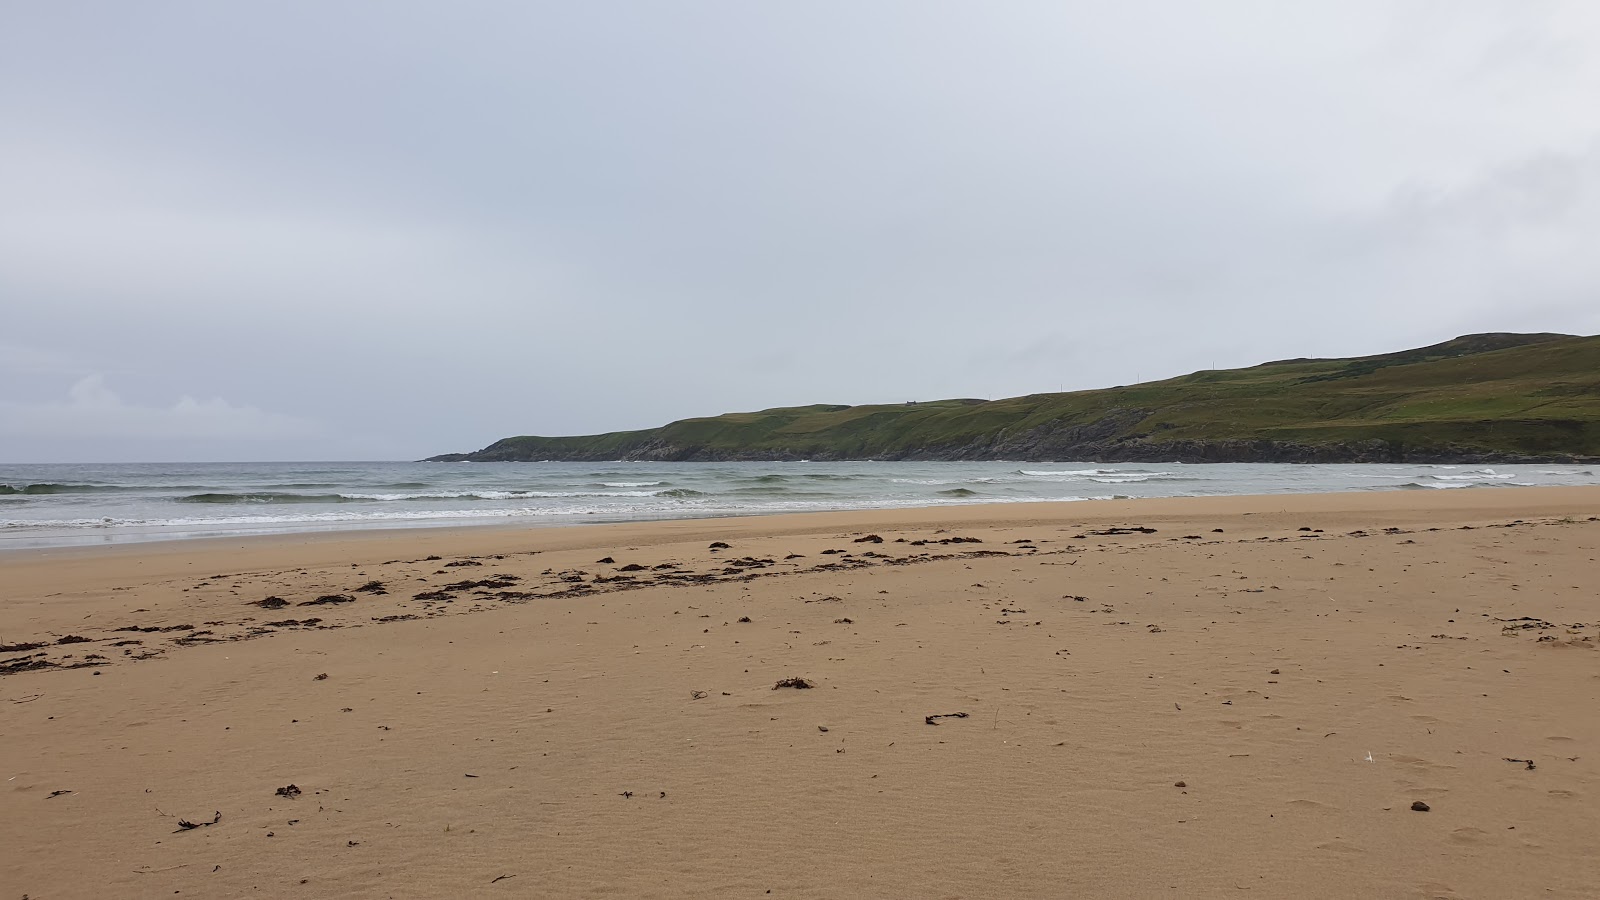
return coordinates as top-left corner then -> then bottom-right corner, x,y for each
5,459 -> 1596,549
1019,469 -> 1176,483
1426,469 -> 1514,482
893,476 -> 1015,486
339,489 -> 659,501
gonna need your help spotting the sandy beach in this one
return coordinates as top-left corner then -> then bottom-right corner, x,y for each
3,487 -> 1598,899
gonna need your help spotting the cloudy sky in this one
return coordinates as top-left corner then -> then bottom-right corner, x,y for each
4,2 -> 1599,462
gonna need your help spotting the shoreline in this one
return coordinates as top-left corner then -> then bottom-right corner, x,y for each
4,486 -> 1598,897
8,481 -> 1599,559
4,485 -> 1598,604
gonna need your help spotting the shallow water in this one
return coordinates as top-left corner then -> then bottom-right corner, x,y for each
2,460 -> 1596,549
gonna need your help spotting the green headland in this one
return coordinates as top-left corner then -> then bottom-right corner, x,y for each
430,332 -> 1600,464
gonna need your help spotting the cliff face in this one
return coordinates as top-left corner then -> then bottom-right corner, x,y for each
428,333 -> 1600,464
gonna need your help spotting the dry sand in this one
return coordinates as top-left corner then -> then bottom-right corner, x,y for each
3,487 -> 1598,899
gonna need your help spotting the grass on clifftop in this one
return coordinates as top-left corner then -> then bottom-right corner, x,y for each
452,332 -> 1600,460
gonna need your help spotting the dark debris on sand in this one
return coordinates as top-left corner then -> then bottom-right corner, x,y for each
1,654 -> 58,675
174,811 -> 223,832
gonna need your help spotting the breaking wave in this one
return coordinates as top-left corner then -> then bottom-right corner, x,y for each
178,489 -> 672,504
1017,468 -> 1183,484
1425,468 -> 1514,481
177,492 -> 349,504
1,483 -> 126,495
7,459 -> 1600,549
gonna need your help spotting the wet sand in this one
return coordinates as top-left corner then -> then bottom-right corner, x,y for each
3,487 -> 1598,898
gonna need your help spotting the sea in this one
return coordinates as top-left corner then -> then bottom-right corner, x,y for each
2,460 -> 1596,550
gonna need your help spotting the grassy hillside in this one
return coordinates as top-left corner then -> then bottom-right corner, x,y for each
431,333 -> 1600,463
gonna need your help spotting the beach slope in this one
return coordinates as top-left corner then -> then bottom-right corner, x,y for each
3,488 -> 1598,898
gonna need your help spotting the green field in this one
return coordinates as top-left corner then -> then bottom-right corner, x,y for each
431,333 -> 1600,463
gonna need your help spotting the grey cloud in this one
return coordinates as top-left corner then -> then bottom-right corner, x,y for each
2,2 -> 1599,461
0,375 -> 321,462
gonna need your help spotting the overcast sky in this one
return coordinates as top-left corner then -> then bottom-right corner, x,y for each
4,2 -> 1599,463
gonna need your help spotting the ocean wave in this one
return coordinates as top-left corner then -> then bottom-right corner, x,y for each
2,487 -> 1144,537
1017,469 -> 1178,482
341,489 -> 661,500
1,497 -> 999,531
3,517 -> 128,528
177,492 -> 349,504
725,486 -> 841,497
176,489 -> 666,504
0,483 -> 126,495
1426,469 -> 1514,481
7,460 -> 1587,549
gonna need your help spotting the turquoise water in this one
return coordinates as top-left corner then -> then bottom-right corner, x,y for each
2,460 -> 1596,549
